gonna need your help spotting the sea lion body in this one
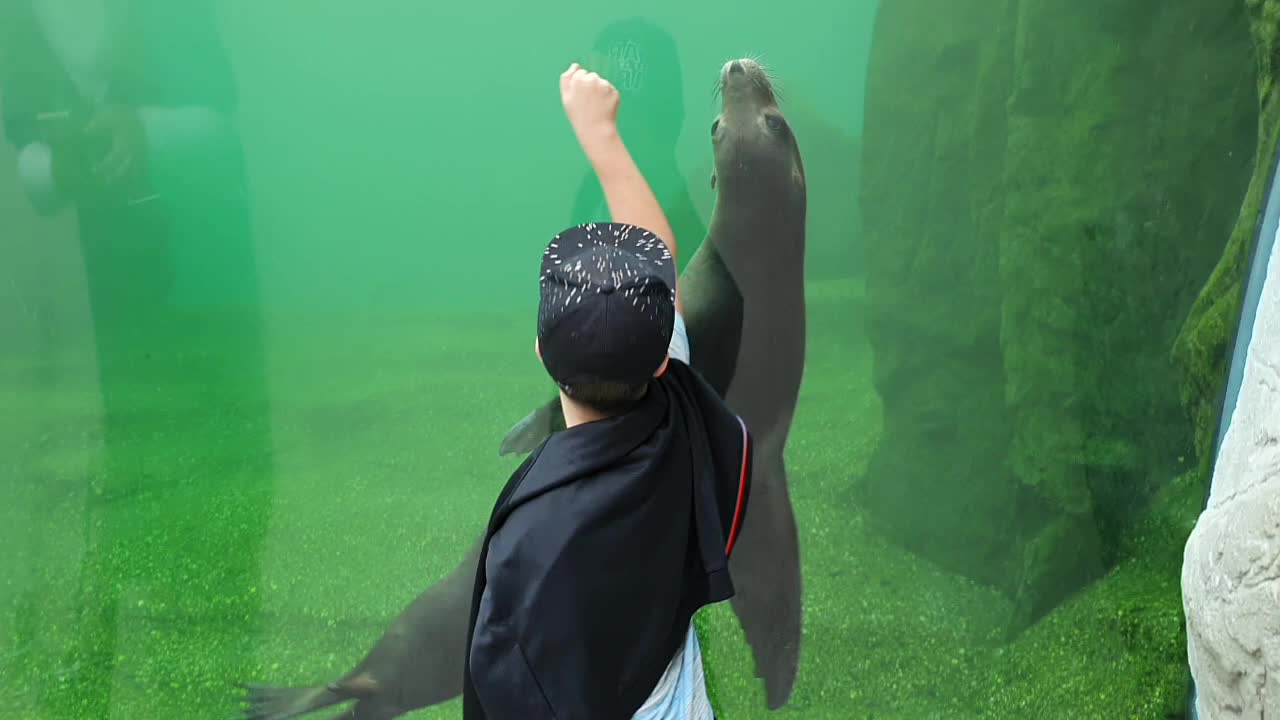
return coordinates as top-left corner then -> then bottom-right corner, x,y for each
701,57 -> 806,709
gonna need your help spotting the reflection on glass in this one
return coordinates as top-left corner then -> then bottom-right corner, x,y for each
573,17 -> 706,268
1,0 -> 270,716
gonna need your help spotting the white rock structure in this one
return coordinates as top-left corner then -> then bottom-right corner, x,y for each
1183,233 -> 1280,719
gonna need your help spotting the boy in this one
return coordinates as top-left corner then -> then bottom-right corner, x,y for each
459,64 -> 753,719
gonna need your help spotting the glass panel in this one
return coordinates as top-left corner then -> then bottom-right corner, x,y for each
0,1 -> 1257,718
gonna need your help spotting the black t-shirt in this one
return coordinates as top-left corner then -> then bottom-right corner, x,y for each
461,359 -> 753,720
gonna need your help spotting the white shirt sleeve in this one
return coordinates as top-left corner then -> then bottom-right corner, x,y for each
16,141 -> 67,216
669,312 -> 690,365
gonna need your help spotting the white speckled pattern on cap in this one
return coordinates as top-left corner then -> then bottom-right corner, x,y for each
536,222 -> 677,385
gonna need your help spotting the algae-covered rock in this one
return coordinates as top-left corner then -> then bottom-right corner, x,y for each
859,0 -> 1256,628
1173,0 -> 1280,477
859,0 -> 1019,588
997,0 -> 1256,628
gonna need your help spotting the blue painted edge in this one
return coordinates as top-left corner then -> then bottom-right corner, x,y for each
1186,138 -> 1280,720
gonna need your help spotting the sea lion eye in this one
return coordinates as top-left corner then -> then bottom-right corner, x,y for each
711,118 -> 720,135
765,114 -> 787,133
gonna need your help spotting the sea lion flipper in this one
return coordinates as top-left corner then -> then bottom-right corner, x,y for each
498,396 -> 565,456
727,454 -> 803,710
238,683 -> 348,720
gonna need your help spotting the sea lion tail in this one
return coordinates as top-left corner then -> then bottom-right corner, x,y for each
726,454 -> 803,711
498,396 -> 563,456
237,683 -> 347,720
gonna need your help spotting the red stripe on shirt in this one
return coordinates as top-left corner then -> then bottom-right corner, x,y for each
724,416 -> 749,558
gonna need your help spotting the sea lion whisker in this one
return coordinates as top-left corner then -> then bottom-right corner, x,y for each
752,74 -> 776,104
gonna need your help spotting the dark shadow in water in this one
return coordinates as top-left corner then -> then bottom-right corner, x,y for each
0,1 -> 271,715
571,17 -> 706,265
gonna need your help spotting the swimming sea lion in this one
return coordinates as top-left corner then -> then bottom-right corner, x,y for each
239,57 -> 806,719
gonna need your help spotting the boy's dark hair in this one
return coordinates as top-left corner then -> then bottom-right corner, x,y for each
558,380 -> 650,413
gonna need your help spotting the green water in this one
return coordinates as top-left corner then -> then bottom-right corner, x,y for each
0,1 -> 1259,718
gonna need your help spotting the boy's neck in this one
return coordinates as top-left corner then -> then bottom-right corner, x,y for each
559,392 -> 614,428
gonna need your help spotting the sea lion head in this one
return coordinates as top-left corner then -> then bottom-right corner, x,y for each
710,58 -> 805,200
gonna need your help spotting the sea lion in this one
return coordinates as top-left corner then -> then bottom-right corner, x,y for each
239,57 -> 806,719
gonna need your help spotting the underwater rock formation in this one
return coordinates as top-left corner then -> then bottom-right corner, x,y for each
859,0 -> 1256,631
859,0 -> 1017,591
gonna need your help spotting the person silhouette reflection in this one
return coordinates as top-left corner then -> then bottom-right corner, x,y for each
0,0 -> 271,715
572,18 -> 706,265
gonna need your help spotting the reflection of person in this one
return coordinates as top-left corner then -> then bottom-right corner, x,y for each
0,0 -> 270,714
571,18 -> 705,267
462,64 -> 751,720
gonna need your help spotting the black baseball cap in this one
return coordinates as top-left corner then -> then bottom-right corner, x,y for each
537,222 -> 677,386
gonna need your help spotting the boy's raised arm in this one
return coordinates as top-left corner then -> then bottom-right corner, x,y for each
559,63 -> 683,315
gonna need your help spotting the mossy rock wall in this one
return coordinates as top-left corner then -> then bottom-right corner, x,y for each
859,0 -> 1019,589
859,0 -> 1257,628
1174,0 -> 1280,477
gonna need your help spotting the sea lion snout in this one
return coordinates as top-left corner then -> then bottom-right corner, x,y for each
721,57 -> 761,79
718,58 -> 776,108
